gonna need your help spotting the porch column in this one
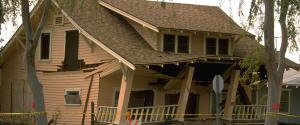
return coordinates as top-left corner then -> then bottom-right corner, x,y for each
223,69 -> 240,120
176,66 -> 195,121
113,64 -> 135,125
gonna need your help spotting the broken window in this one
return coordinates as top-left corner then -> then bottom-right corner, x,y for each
40,33 -> 51,60
63,30 -> 80,70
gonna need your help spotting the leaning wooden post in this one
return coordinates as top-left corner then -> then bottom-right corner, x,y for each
176,66 -> 195,121
113,63 -> 135,125
91,101 -> 95,125
223,69 -> 240,120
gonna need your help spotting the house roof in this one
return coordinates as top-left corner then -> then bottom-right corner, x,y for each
57,0 -> 209,66
101,0 -> 251,35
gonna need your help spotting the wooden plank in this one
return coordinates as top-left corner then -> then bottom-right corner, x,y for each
176,67 -> 195,121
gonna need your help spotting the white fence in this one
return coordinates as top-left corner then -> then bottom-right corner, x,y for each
96,105 -> 178,124
232,105 -> 267,121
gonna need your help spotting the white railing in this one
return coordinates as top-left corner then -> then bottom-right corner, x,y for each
96,106 -> 117,123
96,105 -> 178,124
128,105 -> 178,123
233,105 -> 267,121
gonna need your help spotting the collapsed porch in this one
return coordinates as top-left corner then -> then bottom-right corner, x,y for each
92,57 -> 251,125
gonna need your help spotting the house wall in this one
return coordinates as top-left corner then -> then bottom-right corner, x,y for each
126,20 -> 240,56
0,6 -> 115,125
35,7 -> 114,72
98,68 -> 212,118
257,86 -> 300,124
38,71 -> 100,125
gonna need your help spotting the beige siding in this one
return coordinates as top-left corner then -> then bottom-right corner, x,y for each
35,9 -> 114,71
38,71 -> 100,125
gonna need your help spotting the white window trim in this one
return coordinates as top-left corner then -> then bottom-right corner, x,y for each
64,88 -> 82,106
39,31 -> 52,61
280,89 -> 291,113
54,15 -> 64,26
161,33 -> 191,54
204,36 -> 231,56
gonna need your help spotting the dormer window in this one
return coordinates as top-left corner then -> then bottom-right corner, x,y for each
162,34 -> 190,53
206,37 -> 230,56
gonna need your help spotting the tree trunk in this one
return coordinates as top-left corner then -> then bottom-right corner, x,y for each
264,0 -> 289,125
21,0 -> 51,124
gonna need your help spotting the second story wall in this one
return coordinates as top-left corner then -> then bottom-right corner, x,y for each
35,8 -> 115,71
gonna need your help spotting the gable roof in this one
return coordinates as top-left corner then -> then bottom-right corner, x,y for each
56,0 -> 206,67
100,0 -> 251,35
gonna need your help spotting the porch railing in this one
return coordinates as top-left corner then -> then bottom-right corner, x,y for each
96,105 -> 178,123
96,106 -> 117,123
232,105 -> 267,121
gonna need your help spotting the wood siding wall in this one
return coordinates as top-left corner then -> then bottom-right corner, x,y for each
1,7 -> 115,125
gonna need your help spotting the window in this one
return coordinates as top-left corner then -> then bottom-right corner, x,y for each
177,35 -> 189,53
206,38 -> 217,55
280,90 -> 290,113
218,39 -> 229,55
64,88 -> 81,105
206,37 -> 230,56
162,34 -> 190,53
163,34 -> 175,52
40,33 -> 51,60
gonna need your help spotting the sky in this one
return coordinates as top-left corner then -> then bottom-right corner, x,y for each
0,0 -> 299,63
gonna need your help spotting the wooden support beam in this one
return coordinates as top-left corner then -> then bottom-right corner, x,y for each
176,67 -> 195,121
16,38 -> 25,50
163,68 -> 186,90
223,69 -> 240,120
113,64 -> 135,125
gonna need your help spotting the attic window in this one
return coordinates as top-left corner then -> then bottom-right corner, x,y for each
64,88 -> 81,106
162,34 -> 190,53
55,15 -> 64,25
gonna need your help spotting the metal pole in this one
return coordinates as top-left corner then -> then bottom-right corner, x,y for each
215,76 -> 220,125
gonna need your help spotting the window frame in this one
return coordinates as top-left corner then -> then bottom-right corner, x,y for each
39,31 -> 52,61
64,88 -> 82,106
161,33 -> 191,54
204,36 -> 231,56
280,89 -> 291,113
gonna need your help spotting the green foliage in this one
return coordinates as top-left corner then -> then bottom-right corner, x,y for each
240,47 -> 265,84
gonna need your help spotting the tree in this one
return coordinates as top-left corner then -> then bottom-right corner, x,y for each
1,0 -> 51,124
239,0 -> 300,124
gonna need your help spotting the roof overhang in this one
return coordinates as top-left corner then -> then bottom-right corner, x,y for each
97,0 -> 159,32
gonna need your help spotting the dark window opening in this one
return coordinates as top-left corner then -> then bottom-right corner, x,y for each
177,35 -> 189,53
163,34 -> 175,52
219,39 -> 229,55
206,38 -> 217,55
40,33 -> 50,59
280,90 -> 290,112
64,90 -> 81,105
63,30 -> 80,71
114,90 -> 154,108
